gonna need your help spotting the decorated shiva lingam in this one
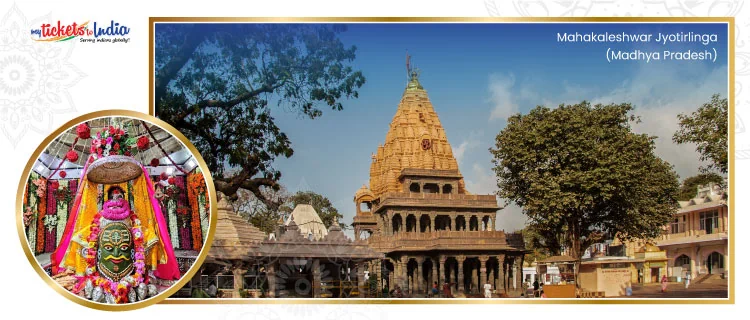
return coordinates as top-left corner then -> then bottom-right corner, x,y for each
50,123 -> 181,304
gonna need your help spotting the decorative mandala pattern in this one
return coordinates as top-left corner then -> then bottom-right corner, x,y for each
0,4 -> 85,147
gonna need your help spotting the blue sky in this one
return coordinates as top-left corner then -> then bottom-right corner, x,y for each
266,23 -> 729,234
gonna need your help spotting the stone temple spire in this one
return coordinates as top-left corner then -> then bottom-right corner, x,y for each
368,68 -> 465,198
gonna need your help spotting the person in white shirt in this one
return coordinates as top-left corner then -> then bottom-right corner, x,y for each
483,282 -> 492,298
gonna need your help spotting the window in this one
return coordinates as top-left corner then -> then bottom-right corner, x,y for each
670,216 -> 685,234
700,210 -> 719,234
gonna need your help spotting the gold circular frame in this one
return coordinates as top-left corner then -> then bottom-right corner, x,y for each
15,110 -> 217,311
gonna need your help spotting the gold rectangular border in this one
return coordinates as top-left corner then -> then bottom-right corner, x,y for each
149,16 -> 735,304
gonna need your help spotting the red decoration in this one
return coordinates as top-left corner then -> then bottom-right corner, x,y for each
160,172 -> 168,181
108,126 -> 117,136
113,143 -> 120,151
136,136 -> 150,150
65,150 -> 79,162
168,177 -> 175,185
49,180 -> 59,190
76,123 -> 91,139
150,158 -> 160,167
59,171 -> 67,178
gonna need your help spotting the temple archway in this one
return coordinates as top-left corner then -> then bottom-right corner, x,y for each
424,183 -> 439,193
707,251 -> 724,274
469,216 -> 479,231
481,216 -> 491,230
442,184 -> 453,194
455,215 -> 466,231
392,214 -> 403,234
675,254 -> 691,268
419,214 -> 431,232
406,214 -> 417,233
435,215 -> 451,231
409,183 -> 420,193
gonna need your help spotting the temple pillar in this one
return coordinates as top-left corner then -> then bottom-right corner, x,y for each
456,255 -> 465,294
357,262 -> 366,298
497,254 -> 505,293
313,259 -> 321,298
432,257 -> 439,292
439,256 -> 447,286
514,256 -> 523,292
232,266 -> 246,298
415,256 -> 424,295
267,263 -> 277,298
399,256 -> 408,292
479,255 -> 489,293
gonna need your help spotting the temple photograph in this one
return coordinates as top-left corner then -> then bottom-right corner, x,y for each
152,22 -> 729,300
19,115 -> 213,305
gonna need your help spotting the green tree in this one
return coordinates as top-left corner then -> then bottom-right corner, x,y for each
676,173 -> 724,201
234,186 -> 290,234
284,191 -> 347,229
521,223 -> 565,266
673,94 -> 728,174
490,102 -> 680,283
155,24 -> 365,201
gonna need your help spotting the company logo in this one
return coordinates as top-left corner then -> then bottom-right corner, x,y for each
30,20 -> 131,43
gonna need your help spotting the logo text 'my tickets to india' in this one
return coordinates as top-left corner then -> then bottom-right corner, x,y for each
30,20 -> 131,43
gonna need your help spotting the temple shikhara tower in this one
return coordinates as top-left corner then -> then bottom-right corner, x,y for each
352,66 -> 526,296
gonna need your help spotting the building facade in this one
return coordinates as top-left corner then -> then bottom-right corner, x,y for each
655,183 -> 728,280
612,183 -> 729,282
352,70 -> 525,297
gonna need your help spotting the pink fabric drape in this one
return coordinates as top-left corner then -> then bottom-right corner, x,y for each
140,165 -> 181,280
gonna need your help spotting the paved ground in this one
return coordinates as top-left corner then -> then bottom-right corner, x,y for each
622,280 -> 728,298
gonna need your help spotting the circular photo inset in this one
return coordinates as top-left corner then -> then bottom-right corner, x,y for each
16,110 -> 216,310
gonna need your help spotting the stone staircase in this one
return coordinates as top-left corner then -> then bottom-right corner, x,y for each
695,274 -> 723,284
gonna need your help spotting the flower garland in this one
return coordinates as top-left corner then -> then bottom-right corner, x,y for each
26,174 -> 38,252
45,179 -> 58,253
56,180 -> 70,246
77,211 -> 146,303
89,125 -> 141,160
43,215 -> 59,232
187,172 -> 207,251
167,198 -> 179,249
35,178 -> 47,254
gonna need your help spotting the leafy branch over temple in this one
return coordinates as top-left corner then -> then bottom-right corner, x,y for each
154,24 -> 365,201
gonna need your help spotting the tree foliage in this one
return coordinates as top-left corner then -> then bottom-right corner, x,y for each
234,186 -> 291,234
283,191 -> 347,230
521,223 -> 565,266
676,173 -> 724,201
673,94 -> 728,174
490,102 -> 680,267
155,24 -> 365,201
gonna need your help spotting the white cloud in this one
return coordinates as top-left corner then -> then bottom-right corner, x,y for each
452,131 -> 483,165
464,162 -> 528,232
488,73 -> 518,121
592,64 -> 727,179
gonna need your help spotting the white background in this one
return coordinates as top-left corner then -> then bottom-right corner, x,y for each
0,0 -> 746,318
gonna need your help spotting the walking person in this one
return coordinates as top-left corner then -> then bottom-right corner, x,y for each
660,275 -> 668,293
483,281 -> 492,298
684,273 -> 691,289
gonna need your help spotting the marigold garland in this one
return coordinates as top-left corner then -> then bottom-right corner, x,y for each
36,178 -> 47,254
187,172 -> 207,251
